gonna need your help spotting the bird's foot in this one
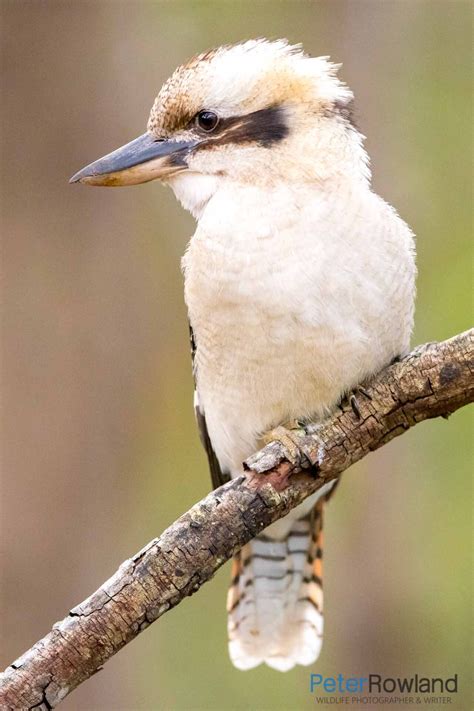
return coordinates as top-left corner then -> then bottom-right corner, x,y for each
340,386 -> 372,420
261,420 -> 309,466
246,420 -> 324,474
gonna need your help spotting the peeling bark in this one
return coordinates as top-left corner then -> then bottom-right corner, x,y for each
1,329 -> 473,709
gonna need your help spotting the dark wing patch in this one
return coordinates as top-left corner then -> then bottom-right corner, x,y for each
189,323 -> 230,489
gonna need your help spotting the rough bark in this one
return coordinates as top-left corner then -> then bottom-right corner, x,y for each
1,329 -> 473,709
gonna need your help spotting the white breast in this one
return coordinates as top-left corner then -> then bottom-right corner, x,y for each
181,178 -> 415,477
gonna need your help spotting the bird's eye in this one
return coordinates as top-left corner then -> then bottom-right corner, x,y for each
196,110 -> 219,132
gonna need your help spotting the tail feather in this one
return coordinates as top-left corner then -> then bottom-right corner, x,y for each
227,503 -> 325,671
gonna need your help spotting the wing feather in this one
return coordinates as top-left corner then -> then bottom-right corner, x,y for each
189,323 -> 229,489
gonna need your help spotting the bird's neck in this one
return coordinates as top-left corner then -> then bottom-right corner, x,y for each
167,169 -> 368,227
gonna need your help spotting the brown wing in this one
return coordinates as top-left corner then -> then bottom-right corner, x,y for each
189,323 -> 230,489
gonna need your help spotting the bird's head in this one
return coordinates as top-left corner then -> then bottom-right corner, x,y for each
71,39 -> 369,216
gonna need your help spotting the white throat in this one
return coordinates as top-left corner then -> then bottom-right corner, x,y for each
167,172 -> 220,220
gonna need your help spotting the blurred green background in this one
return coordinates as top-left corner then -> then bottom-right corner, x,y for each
1,1 -> 472,710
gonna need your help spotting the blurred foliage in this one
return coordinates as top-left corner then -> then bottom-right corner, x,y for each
1,1 -> 472,710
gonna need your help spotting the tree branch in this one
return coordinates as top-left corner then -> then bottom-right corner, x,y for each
1,329 -> 473,709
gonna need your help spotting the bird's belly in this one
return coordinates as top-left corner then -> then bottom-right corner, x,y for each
193,310 -> 377,476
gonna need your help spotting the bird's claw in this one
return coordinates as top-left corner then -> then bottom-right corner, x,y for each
341,386 -> 372,420
349,393 -> 361,419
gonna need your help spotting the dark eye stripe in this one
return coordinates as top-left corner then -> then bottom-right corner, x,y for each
165,105 -> 289,169
200,105 -> 288,148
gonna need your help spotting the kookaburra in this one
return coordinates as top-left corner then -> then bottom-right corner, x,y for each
71,39 -> 416,672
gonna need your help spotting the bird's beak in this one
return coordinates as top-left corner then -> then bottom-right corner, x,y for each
69,132 -> 197,186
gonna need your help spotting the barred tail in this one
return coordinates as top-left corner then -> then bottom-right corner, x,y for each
227,503 -> 325,671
